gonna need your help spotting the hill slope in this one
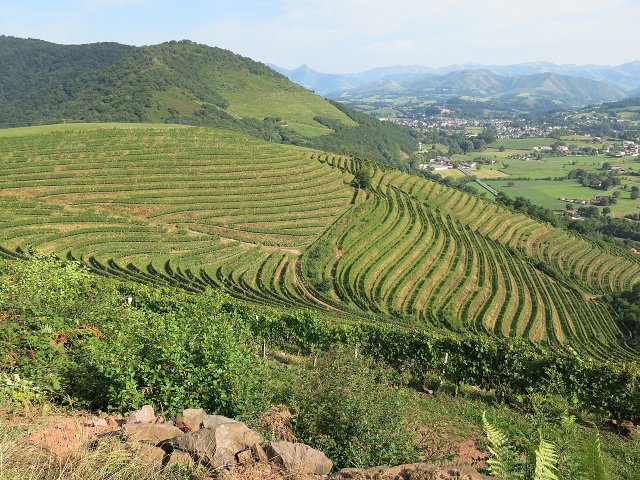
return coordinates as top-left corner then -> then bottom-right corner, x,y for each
0,123 -> 638,361
0,36 -> 417,164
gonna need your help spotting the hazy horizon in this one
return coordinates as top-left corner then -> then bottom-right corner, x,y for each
1,0 -> 638,73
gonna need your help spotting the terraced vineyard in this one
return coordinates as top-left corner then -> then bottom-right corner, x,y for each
1,124 -> 639,361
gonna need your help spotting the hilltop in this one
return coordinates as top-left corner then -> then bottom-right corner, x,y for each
0,36 -> 417,165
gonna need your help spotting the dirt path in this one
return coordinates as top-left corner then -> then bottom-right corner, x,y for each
292,257 -> 341,312
219,236 -> 301,255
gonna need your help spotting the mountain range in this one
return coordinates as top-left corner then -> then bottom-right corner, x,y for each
272,61 -> 640,95
272,62 -> 640,113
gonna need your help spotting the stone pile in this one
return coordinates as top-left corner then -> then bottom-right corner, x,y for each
119,405 -> 333,476
37,404 -> 495,479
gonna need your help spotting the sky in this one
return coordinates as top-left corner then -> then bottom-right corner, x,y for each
0,0 -> 638,73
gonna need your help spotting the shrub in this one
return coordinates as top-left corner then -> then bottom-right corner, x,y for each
68,291 -> 271,419
288,349 -> 420,469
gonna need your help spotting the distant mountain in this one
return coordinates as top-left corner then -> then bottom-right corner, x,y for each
269,64 -> 436,95
477,61 -> 640,91
331,70 -> 627,113
268,64 -> 356,94
350,64 -> 436,83
0,36 -> 418,165
274,61 -> 640,98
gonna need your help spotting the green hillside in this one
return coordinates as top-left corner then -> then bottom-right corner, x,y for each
0,123 -> 638,362
0,36 -> 416,164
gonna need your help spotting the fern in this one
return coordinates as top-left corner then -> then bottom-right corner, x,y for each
579,433 -> 608,480
482,411 -> 523,479
534,433 -> 559,480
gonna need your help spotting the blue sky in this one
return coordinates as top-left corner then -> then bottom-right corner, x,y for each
0,0 -> 638,72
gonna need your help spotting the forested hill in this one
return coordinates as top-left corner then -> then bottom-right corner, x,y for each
0,36 -> 417,165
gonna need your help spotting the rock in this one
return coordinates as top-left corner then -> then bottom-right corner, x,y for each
265,440 -> 333,476
176,408 -> 204,432
105,416 -> 120,428
236,448 -> 253,464
252,443 -> 269,463
133,444 -> 166,470
165,450 -> 195,469
123,423 -> 184,444
331,463 -> 495,480
127,405 -> 156,424
84,418 -> 108,427
169,421 -> 263,469
202,414 -> 239,429
620,420 -> 636,438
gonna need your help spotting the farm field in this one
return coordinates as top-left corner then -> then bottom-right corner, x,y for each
470,154 -> 615,178
490,178 -> 640,216
427,136 -> 640,217
1,123 -> 639,361
0,122 -> 190,137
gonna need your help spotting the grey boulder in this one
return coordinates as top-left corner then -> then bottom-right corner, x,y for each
169,421 -> 263,468
265,440 -> 333,476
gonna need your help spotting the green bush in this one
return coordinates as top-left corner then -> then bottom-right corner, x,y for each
288,349 -> 420,469
67,291 -> 270,419
0,256 -> 271,419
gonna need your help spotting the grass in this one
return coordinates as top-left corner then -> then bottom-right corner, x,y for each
0,411 -> 194,480
0,123 -> 190,138
488,179 -> 640,217
209,70 -> 357,137
3,383 -> 639,480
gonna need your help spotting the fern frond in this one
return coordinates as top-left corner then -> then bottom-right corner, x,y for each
482,411 -> 519,479
580,432 -> 608,480
534,433 -> 559,480
483,411 -> 508,447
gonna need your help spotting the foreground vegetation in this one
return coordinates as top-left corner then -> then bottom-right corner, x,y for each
1,255 -> 639,478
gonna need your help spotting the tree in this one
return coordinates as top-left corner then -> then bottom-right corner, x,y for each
352,167 -> 372,190
498,146 -> 506,152
631,186 -> 639,200
460,139 -> 474,154
603,207 -> 611,215
602,161 -> 611,171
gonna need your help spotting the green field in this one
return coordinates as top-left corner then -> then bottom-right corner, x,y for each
209,70 -> 357,136
1,124 -> 639,362
0,122 -> 190,138
465,138 -> 640,216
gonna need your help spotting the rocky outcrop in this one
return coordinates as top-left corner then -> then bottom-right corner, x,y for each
24,405 -> 497,479
167,420 -> 263,468
126,405 -> 156,424
176,408 -> 204,432
266,440 -> 333,475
